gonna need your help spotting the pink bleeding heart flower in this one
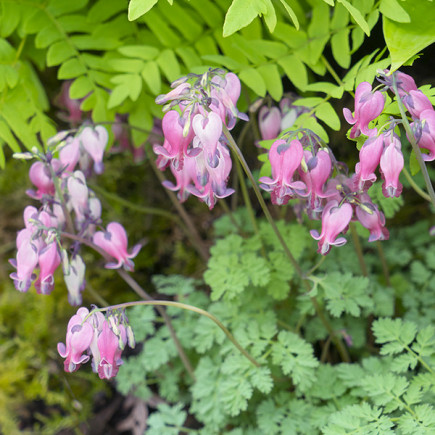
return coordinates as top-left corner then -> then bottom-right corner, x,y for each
153,110 -> 196,170
9,240 -> 39,292
96,320 -> 126,379
162,153 -> 199,202
299,149 -> 333,214
394,71 -> 417,97
59,136 -> 81,173
353,134 -> 385,190
403,90 -> 433,119
186,142 -> 234,209
259,139 -> 306,205
93,222 -> 141,271
210,73 -> 247,129
310,200 -> 353,255
380,135 -> 404,198
192,111 -> 222,167
258,107 -> 281,140
35,241 -> 61,295
343,82 -> 385,138
27,161 -> 56,199
57,307 -> 94,373
410,109 -> 435,161
80,126 -> 108,174
356,197 -> 389,242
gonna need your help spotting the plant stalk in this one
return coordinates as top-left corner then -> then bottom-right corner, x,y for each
92,300 -> 261,368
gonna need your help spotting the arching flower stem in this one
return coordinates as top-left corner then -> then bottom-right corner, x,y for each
86,300 -> 261,368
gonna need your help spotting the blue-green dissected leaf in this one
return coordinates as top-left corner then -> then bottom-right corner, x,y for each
191,357 -> 229,428
223,0 -> 267,37
128,0 -> 158,21
204,234 -> 271,301
147,403 -> 187,435
324,403 -> 395,434
271,331 -> 319,391
373,318 -> 417,355
384,1 -> 435,71
319,272 -> 373,317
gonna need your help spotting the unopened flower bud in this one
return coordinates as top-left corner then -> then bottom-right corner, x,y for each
126,325 -> 135,349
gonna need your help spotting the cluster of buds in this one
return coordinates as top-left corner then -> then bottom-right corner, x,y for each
257,94 -> 310,140
10,126 -> 141,305
153,69 -> 247,209
57,307 -> 134,379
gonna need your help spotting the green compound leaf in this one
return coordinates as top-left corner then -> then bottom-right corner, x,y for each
271,331 -> 319,391
315,102 -> 341,130
223,0 -> 267,37
380,0 -> 410,23
239,67 -> 267,96
319,272 -> 373,317
278,0 -> 299,29
337,0 -> 370,36
204,234 -> 271,301
384,1 -> 435,71
324,403 -> 395,434
373,318 -> 417,355
147,403 -> 187,435
128,0 -> 158,21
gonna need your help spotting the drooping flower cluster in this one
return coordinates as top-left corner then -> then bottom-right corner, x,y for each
10,126 -> 141,305
259,130 -> 389,254
258,71 -> 434,255
57,307 -> 134,379
153,69 -> 247,209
